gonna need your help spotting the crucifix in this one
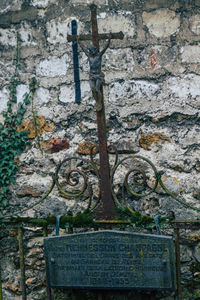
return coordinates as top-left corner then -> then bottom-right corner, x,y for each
68,4 -> 124,219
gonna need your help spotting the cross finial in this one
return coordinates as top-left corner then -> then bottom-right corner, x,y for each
68,5 -> 124,219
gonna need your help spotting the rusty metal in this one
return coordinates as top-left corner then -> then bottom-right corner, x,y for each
18,227 -> 27,300
90,4 -> 99,49
67,4 -> 124,219
174,225 -> 182,300
90,4 -> 118,219
54,156 -> 96,208
125,168 -> 146,187
66,169 -> 87,190
67,32 -> 124,42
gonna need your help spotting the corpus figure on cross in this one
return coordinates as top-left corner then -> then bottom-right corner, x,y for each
77,34 -> 111,111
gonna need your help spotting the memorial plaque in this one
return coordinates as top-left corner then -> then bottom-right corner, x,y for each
44,231 -> 176,290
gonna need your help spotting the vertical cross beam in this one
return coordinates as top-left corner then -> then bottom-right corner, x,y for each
89,4 -> 115,219
89,4 -> 114,219
68,5 -> 124,219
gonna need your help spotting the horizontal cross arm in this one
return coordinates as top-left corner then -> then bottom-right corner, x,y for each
67,31 -> 124,42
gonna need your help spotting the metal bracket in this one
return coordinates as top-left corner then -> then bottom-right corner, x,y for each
56,215 -> 62,236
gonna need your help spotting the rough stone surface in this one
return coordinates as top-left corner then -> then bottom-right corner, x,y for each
139,132 -> 171,150
36,55 -> 70,77
0,0 -> 200,299
142,9 -> 180,38
194,243 -> 200,263
181,46 -> 200,63
77,141 -> 97,155
98,14 -> 135,37
59,84 -> 75,103
0,86 -> 9,111
17,116 -> 55,138
46,18 -> 85,44
30,0 -> 51,8
0,0 -> 22,14
189,14 -> 200,35
0,28 -> 16,46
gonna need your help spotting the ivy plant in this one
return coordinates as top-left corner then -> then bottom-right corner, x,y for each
0,33 -> 38,211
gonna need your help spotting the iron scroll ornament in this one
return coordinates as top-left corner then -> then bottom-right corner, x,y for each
53,146 -> 200,215
53,155 -> 101,212
2,145 -> 200,219
108,146 -> 200,214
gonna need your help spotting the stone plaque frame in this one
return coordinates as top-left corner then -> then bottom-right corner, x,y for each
44,230 -> 176,290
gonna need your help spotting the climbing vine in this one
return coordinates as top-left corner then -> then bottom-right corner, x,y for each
30,85 -> 43,153
0,33 -> 38,212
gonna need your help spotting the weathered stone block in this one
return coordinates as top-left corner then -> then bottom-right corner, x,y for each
149,175 -> 182,195
17,116 -> 55,138
165,74 -> 200,98
59,84 -> 75,103
16,84 -> 29,103
77,141 -> 97,155
194,243 -> 200,262
46,18 -> 84,44
0,7 -> 38,27
48,137 -> 69,153
108,79 -> 159,102
180,245 -> 192,263
34,87 -> 50,106
59,81 -> 91,103
195,0 -> 200,6
0,28 -> 16,47
98,14 -> 135,37
15,186 -> 41,197
70,0 -> 108,4
139,132 -> 171,150
103,48 -> 134,74
0,86 -> 9,112
30,0 -> 50,8
181,45 -> 200,63
145,0 -> 176,9
189,14 -> 200,35
142,9 -> 180,38
0,0 -> 22,14
36,54 -> 70,77
19,22 -> 37,46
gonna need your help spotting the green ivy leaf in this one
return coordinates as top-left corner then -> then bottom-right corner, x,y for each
0,32 -> 38,209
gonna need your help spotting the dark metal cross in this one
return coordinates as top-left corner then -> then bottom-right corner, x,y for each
68,4 -> 124,219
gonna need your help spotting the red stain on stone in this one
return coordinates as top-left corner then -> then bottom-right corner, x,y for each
150,51 -> 157,69
49,137 -> 69,153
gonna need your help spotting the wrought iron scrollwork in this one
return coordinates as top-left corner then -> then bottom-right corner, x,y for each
54,156 -> 100,211
107,145 -> 200,214
4,144 -> 199,219
109,149 -> 160,213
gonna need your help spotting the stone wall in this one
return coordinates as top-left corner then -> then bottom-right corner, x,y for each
0,0 -> 200,299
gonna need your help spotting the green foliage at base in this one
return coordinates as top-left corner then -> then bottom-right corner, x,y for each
68,211 -> 95,227
115,207 -> 154,226
0,33 -> 37,211
115,207 -> 132,220
129,210 -> 154,226
46,211 -> 95,228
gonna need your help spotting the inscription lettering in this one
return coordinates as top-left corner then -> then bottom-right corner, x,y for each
44,231 -> 176,290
